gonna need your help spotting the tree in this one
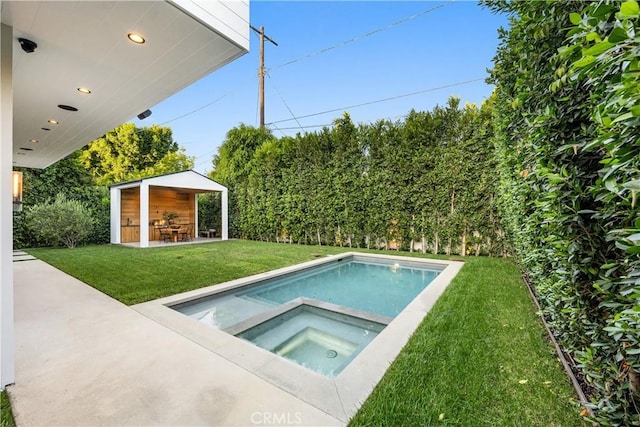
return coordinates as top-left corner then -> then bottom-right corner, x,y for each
211,105 -> 500,255
80,123 -> 193,185
211,124 -> 276,237
25,193 -> 95,248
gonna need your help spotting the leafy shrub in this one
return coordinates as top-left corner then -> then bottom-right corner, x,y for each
25,193 -> 95,248
213,103 -> 504,256
85,189 -> 111,245
12,154 -> 110,248
487,0 -> 640,423
559,1 -> 640,423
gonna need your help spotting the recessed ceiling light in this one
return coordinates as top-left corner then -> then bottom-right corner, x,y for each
58,104 -> 78,111
20,147 -> 33,151
48,119 -> 59,125
41,127 -> 50,131
127,33 -> 145,44
29,139 -> 38,144
77,87 -> 91,94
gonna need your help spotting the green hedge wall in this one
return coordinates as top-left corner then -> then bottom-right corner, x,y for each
212,99 -> 506,256
487,0 -> 639,423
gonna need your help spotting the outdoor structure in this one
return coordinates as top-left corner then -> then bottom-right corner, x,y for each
110,170 -> 228,247
0,0 -> 249,389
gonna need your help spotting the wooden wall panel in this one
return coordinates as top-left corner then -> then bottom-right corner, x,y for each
149,187 -> 195,226
121,188 -> 140,226
119,186 -> 196,242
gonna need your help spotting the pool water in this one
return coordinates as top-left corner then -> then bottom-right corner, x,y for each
240,261 -> 439,318
173,256 -> 441,376
237,305 -> 385,377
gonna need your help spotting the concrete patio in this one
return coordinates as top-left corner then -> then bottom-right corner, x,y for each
9,259 -> 343,426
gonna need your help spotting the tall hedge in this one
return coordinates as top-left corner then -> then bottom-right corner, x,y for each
212,99 -> 505,256
487,0 -> 639,423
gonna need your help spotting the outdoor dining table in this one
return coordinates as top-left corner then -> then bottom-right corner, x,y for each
158,226 -> 184,242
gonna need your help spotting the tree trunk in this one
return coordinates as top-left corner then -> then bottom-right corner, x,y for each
317,228 -> 322,246
421,235 -> 426,254
461,230 -> 466,256
450,188 -> 456,215
434,232 -> 439,254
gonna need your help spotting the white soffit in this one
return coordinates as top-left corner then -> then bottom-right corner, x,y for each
1,0 -> 249,169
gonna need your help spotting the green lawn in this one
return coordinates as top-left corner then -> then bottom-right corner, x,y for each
27,241 -> 584,425
28,240 -> 346,305
1,391 -> 14,427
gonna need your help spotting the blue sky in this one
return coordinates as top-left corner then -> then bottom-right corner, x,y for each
134,1 -> 508,174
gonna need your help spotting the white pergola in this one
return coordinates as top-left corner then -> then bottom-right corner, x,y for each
0,0 -> 249,389
110,170 -> 229,248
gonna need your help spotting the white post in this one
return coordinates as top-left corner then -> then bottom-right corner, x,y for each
140,184 -> 149,248
110,187 -> 121,244
194,194 -> 199,238
0,22 -> 16,388
221,188 -> 228,241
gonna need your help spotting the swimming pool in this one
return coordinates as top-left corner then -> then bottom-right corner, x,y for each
134,252 -> 463,422
172,256 -> 441,377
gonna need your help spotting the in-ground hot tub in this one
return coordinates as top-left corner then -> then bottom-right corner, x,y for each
134,252 -> 463,422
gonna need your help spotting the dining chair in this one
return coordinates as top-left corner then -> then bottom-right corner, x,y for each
159,228 -> 171,243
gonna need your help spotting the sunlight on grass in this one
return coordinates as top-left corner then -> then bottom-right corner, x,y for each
349,257 -> 584,426
28,241 -> 345,305
27,241 -> 584,425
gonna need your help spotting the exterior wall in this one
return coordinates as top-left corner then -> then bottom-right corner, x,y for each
120,188 -> 141,243
0,22 -> 15,388
170,0 -> 250,51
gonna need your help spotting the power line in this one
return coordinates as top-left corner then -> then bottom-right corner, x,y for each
266,72 -> 305,133
193,148 -> 217,161
274,123 -> 333,131
158,90 -> 234,126
195,157 -> 213,167
121,2 -> 453,135
270,0 -> 454,71
269,122 -> 287,138
266,77 -> 485,125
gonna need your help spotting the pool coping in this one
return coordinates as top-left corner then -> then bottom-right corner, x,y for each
133,252 -> 463,423
224,297 -> 393,337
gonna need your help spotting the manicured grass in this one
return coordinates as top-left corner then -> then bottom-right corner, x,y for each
349,257 -> 584,426
28,241 -> 346,305
27,241 -> 584,425
1,392 -> 15,427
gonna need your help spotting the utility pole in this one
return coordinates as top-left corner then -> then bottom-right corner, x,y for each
250,25 -> 278,128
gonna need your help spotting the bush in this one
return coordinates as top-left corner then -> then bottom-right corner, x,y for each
487,0 -> 640,423
25,193 -> 95,248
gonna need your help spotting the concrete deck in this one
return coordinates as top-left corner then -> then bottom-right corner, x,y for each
10,259 -> 343,426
